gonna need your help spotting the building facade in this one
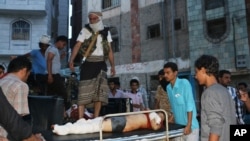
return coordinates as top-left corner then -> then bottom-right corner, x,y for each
188,0 -> 250,84
70,1 -> 190,86
70,0 -> 250,108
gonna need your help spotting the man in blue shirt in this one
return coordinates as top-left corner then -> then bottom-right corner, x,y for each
163,62 -> 199,141
24,35 -> 50,95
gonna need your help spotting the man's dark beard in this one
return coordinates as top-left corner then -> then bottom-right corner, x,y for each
160,79 -> 169,92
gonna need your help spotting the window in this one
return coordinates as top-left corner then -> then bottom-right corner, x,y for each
205,0 -> 224,10
102,0 -> 120,9
110,27 -> 119,52
12,20 -> 30,40
147,24 -> 161,39
207,17 -> 226,39
174,18 -> 182,30
111,38 -> 119,52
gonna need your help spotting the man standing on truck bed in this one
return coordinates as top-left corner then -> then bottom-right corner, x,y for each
68,11 -> 115,119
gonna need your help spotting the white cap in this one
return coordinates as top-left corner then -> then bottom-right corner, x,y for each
132,76 -> 140,82
39,35 -> 50,45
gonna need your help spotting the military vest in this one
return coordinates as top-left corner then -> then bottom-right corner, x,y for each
78,24 -> 110,60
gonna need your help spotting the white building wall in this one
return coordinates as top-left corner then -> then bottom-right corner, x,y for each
85,0 -> 164,19
0,16 -> 49,55
0,0 -> 46,10
58,0 -> 69,36
45,0 -> 53,37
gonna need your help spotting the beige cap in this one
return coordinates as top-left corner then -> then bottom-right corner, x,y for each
132,76 -> 140,82
88,11 -> 102,17
39,35 -> 50,45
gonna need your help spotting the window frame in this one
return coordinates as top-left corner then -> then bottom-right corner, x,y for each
206,17 -> 226,40
109,26 -> 120,52
147,23 -> 161,39
11,20 -> 30,41
102,0 -> 121,10
205,0 -> 225,10
174,18 -> 182,31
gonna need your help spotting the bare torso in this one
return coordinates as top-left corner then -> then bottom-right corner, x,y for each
123,114 -> 148,132
102,114 -> 148,132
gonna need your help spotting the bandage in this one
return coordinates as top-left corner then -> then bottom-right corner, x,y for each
149,112 -> 161,124
53,123 -> 73,135
75,118 -> 87,124
53,117 -> 103,135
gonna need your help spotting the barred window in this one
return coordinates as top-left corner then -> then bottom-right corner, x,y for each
174,18 -> 182,30
147,23 -> 161,39
102,0 -> 120,9
12,20 -> 30,40
205,0 -> 224,10
110,26 -> 120,52
207,17 -> 226,39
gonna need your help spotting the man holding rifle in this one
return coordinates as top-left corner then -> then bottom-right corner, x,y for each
69,11 -> 115,119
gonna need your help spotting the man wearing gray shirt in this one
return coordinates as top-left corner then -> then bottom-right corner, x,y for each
194,55 -> 236,141
45,35 -> 69,109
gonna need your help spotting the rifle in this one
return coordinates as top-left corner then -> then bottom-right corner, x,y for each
81,32 -> 99,63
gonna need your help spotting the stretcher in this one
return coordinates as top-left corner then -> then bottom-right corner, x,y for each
43,109 -> 184,141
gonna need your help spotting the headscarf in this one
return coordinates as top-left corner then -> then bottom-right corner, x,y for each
89,11 -> 104,32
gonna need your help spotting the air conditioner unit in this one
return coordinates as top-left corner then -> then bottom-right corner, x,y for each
236,54 -> 247,68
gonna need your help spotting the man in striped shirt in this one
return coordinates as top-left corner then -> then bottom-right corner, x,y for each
218,70 -> 245,124
0,56 -> 31,116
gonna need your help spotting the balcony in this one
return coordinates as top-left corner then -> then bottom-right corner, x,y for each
0,0 -> 47,15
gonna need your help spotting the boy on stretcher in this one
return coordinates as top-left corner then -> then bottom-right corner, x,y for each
52,112 -> 165,135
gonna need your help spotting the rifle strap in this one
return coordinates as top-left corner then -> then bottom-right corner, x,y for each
83,32 -> 99,59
